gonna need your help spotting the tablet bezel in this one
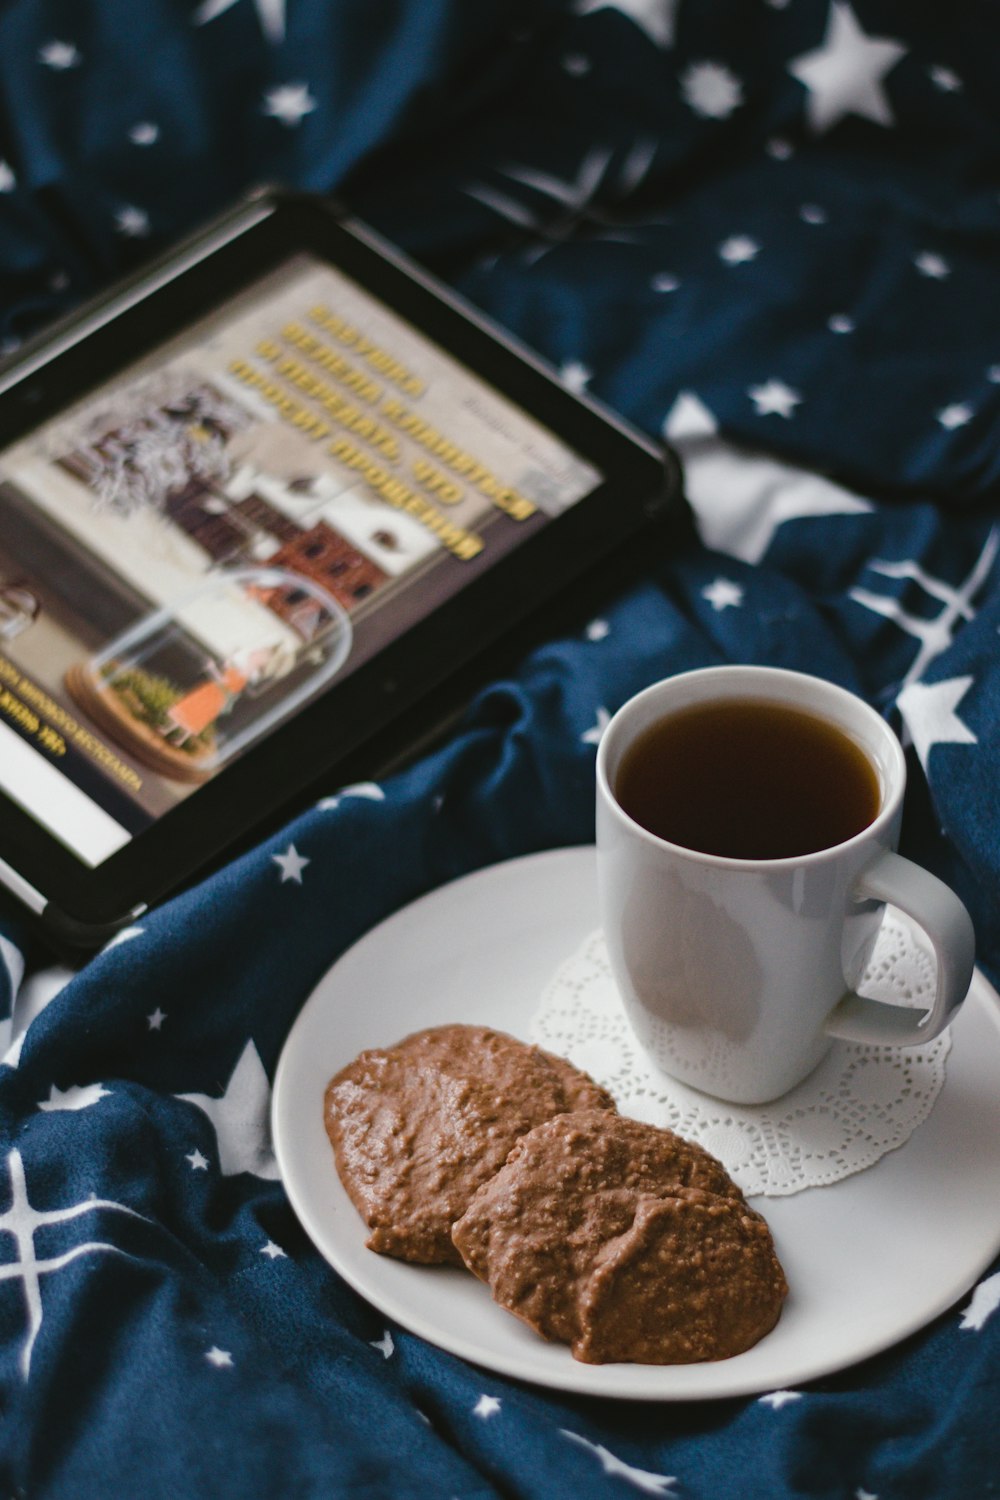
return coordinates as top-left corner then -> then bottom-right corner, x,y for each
0,189 -> 682,941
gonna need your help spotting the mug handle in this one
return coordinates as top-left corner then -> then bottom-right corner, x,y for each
824,850 -> 976,1046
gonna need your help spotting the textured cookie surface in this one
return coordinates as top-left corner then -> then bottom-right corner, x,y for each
451,1109 -> 787,1363
324,1024 -> 616,1264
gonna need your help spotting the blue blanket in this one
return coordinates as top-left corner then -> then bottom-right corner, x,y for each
1,2 -> 998,1494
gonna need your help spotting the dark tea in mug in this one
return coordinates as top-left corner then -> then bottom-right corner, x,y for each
613,697 -> 881,860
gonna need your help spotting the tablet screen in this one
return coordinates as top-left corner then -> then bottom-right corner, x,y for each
0,252 -> 601,867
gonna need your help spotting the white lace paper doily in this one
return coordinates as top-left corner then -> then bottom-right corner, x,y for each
530,913 -> 951,1198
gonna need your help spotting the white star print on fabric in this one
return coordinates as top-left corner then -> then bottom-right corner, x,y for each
937,403 -> 973,430
176,1039 -> 281,1179
680,61 -> 744,120
759,1389 -> 802,1409
0,161 -> 15,192
663,390 -> 873,564
896,677 -> 977,774
828,313 -> 855,333
749,379 -> 802,417
560,360 -> 592,392
474,1395 -> 501,1418
262,82 -> 316,127
147,1008 -> 166,1031
855,1490 -> 879,1500
317,782 -> 384,811
273,843 -> 309,883
104,926 -> 144,950
914,250 -> 950,279
766,137 -> 794,160
702,577 -> 744,611
205,1346 -> 233,1368
38,1082 -> 111,1112
115,205 -> 150,238
193,0 -> 286,45
370,1329 -> 394,1359
582,707 -> 610,745
788,1 -> 906,133
39,40 -> 81,69
718,234 -> 760,264
128,121 -> 160,146
800,203 -> 827,224
586,618 -> 610,641
260,1240 -> 286,1259
652,271 -> 680,291
0,1148 -> 148,1378
573,0 -> 679,49
186,1149 -> 209,1171
929,65 -> 962,93
959,1269 -> 1000,1331
561,1431 -> 676,1493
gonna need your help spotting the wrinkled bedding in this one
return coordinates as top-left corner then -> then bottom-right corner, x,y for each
0,3 -> 998,1495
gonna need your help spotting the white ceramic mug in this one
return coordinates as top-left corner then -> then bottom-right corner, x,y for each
595,665 -> 976,1104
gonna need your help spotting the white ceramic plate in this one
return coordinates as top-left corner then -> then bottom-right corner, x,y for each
272,846 -> 1000,1401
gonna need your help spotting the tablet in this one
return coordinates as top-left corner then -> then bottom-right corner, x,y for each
0,188 -> 682,945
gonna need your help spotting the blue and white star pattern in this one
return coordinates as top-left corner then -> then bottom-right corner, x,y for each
0,1 -> 998,1495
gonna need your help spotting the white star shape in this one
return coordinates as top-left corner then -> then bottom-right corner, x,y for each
702,577 -> 744,611
193,0 -> 286,44
128,121 -> 160,146
789,1 -> 905,132
262,82 -> 317,127
914,250 -> 950,279
563,53 -> 591,77
959,1269 -> 1000,1331
586,618 -> 610,641
987,365 -> 1000,384
474,1395 -> 502,1418
38,1082 -> 111,1112
800,203 -> 827,224
759,1389 -> 802,1409
651,271 -> 680,292
828,313 -> 855,333
937,403 -> 973,430
186,1148 -> 209,1171
273,843 -> 309,884
316,782 -> 384,811
115,205 -> 150,238
680,61 -> 743,120
39,40 -> 81,69
749,379 -> 802,418
572,0 -> 679,49
0,161 -> 15,192
370,1329 -> 394,1359
662,390 -> 873,564
928,65 -> 962,93
718,234 -> 760,264
260,1239 -> 287,1259
582,707 -> 611,745
766,137 -> 794,160
205,1346 -> 233,1368
560,360 -> 592,393
896,676 -> 977,773
561,1432 -> 676,1493
147,1008 -> 167,1031
855,1490 -> 879,1500
176,1039 -> 280,1179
